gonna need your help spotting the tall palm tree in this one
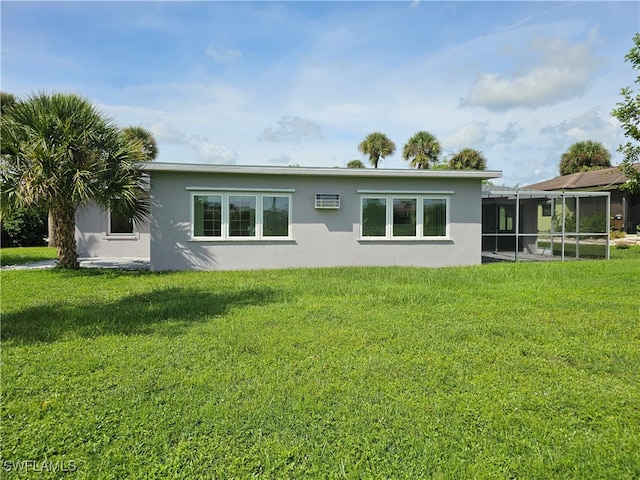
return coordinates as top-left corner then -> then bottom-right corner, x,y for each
448,148 -> 487,170
559,140 -> 611,176
358,132 -> 396,168
402,131 -> 441,169
123,125 -> 159,161
0,92 -> 149,268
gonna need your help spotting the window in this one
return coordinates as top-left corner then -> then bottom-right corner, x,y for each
423,198 -> 446,237
362,198 -> 387,237
361,195 -> 449,239
194,195 -> 222,237
192,192 -> 291,240
229,195 -> 256,237
393,198 -> 417,237
109,210 -> 134,235
263,196 -> 290,237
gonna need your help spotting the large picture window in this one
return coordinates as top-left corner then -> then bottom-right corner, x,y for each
192,192 -> 291,240
361,195 -> 449,240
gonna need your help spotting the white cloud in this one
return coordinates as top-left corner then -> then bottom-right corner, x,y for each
259,115 -> 324,143
441,122 -> 488,152
149,120 -> 187,144
539,106 -> 622,152
188,136 -> 238,164
462,36 -> 601,111
205,46 -> 243,63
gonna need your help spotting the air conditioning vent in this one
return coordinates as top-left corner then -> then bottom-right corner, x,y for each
315,193 -> 340,209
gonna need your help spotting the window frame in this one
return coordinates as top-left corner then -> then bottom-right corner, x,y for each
107,209 -> 136,237
360,194 -> 450,240
191,191 -> 292,241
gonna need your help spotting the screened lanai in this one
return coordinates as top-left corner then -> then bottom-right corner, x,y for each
481,187 -> 610,263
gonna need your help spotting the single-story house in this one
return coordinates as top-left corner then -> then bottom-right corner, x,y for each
525,164 -> 640,233
75,163 -> 501,271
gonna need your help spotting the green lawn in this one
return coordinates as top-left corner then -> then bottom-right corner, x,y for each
1,258 -> 639,478
0,246 -> 57,266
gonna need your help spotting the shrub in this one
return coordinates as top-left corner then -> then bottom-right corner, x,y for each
1,207 -> 48,247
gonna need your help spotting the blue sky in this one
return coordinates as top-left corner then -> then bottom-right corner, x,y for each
2,1 -> 638,185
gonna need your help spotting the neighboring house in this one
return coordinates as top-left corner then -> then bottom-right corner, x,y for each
75,163 -> 501,271
525,164 -> 640,233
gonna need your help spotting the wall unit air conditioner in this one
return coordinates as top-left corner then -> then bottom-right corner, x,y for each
315,193 -> 340,209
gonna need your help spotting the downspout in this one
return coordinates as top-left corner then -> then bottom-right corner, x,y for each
575,196 -> 580,259
606,192 -> 611,260
561,191 -> 566,262
515,188 -> 520,262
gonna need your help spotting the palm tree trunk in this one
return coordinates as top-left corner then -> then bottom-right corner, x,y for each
51,203 -> 79,268
47,210 -> 57,247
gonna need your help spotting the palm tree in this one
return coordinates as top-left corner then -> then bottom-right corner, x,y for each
448,148 -> 487,170
358,132 -> 396,168
559,140 -> 611,176
0,92 -> 149,268
1,92 -> 18,116
123,125 -> 159,161
402,131 -> 441,169
347,159 -> 365,168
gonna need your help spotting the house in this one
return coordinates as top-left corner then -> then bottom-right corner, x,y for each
525,164 -> 640,233
75,163 -> 501,271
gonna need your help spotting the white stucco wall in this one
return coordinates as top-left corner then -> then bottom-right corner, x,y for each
146,166 -> 498,271
75,204 -> 150,258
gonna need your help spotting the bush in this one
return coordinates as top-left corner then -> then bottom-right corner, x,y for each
1,207 -> 48,247
552,211 -> 607,234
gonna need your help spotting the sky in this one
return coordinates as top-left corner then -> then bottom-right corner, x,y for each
1,1 -> 638,186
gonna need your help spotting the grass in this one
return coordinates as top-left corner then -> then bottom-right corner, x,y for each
0,246 -> 57,266
1,254 -> 640,478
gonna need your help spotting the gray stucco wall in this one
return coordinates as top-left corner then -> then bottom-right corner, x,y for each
149,170 -> 484,271
75,204 -> 150,258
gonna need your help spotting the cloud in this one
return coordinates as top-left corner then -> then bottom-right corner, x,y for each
495,122 -> 523,144
149,120 -> 187,144
259,115 -> 324,143
205,46 -> 242,63
539,107 -> 622,152
188,136 -> 238,164
462,36 -> 600,111
441,121 -> 488,152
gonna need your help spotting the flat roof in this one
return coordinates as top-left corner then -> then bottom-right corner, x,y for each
138,162 -> 502,180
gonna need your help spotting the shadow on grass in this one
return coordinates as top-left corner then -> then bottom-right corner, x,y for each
2,274 -> 276,345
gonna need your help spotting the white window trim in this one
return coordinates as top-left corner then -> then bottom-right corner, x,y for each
190,191 -> 292,241
360,194 -> 450,241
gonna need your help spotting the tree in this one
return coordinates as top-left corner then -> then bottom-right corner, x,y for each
1,92 -> 18,116
402,131 -> 441,169
358,132 -> 396,168
559,140 -> 611,176
448,148 -> 487,170
611,33 -> 640,193
0,92 -> 149,268
347,159 -> 365,168
123,125 -> 159,162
